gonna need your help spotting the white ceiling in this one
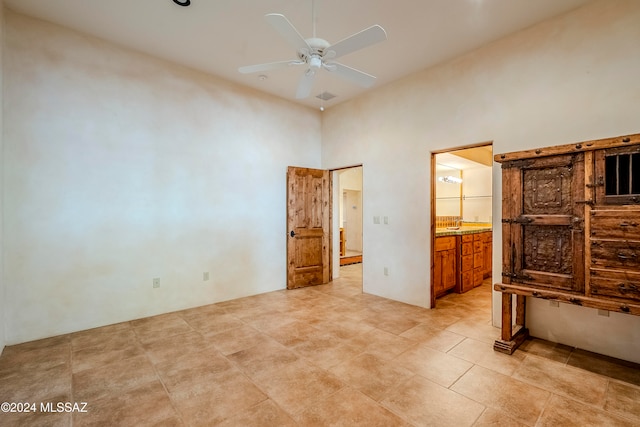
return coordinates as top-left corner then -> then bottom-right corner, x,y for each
4,0 -> 592,110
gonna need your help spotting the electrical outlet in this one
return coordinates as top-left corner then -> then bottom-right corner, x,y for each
598,309 -> 610,317
373,216 -> 380,224
203,272 -> 209,281
384,267 -> 389,276
549,301 -> 559,307
153,278 -> 160,288
383,216 -> 389,225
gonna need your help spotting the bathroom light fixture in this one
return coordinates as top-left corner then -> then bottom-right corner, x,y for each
438,176 -> 463,184
173,0 -> 191,6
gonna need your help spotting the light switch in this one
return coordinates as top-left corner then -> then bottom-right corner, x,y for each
383,216 -> 389,224
373,216 -> 380,224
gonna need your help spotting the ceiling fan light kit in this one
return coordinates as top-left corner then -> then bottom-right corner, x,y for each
239,6 -> 387,101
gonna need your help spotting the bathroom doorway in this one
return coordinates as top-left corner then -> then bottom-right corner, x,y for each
431,143 -> 493,307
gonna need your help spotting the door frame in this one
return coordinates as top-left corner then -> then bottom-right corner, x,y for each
430,142 -> 493,308
330,164 -> 363,281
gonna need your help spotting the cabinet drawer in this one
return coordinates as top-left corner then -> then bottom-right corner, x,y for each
435,236 -> 456,251
461,242 -> 473,256
461,255 -> 473,272
474,233 -> 482,241
591,240 -> 640,271
474,241 -> 483,253
591,210 -> 640,241
591,269 -> 640,302
461,234 -> 474,243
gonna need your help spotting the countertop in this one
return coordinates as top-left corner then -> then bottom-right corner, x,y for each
435,226 -> 492,237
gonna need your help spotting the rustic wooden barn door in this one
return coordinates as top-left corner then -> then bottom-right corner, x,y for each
286,166 -> 331,289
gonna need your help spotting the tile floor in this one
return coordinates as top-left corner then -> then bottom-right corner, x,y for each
0,263 -> 639,426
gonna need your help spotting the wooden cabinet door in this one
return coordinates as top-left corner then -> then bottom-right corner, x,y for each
442,248 -> 457,292
435,237 -> 457,297
505,153 -> 585,293
287,167 -> 331,289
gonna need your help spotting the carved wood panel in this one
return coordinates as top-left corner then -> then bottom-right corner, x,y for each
523,226 -> 572,274
523,166 -> 573,215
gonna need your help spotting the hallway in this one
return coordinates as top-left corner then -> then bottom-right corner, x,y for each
0,264 -> 638,426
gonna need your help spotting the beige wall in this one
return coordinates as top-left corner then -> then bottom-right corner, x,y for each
322,0 -> 640,363
3,11 -> 321,344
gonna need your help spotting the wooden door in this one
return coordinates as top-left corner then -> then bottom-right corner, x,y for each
286,166 -> 331,289
504,153 -> 585,293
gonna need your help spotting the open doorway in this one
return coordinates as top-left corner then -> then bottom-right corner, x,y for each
332,166 -> 363,284
431,143 -> 493,308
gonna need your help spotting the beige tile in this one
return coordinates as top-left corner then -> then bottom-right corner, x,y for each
131,313 -> 193,344
381,375 -> 485,426
451,365 -> 550,426
245,311 -> 299,332
227,339 -> 300,379
142,331 -> 213,365
0,362 -> 71,403
72,354 -> 158,402
538,394 -> 636,427
329,353 -> 414,401
473,407 -> 529,427
448,337 -> 526,376
345,327 -> 416,360
70,322 -> 133,350
419,309 -> 463,329
74,381 -> 181,427
363,311 -> 421,335
445,318 -> 501,344
400,324 -> 465,352
286,328 -> 362,369
169,367 -> 267,426
393,343 -> 473,387
250,358 -> 344,415
182,311 -> 246,336
208,324 -> 272,355
513,354 -> 608,406
605,381 -> 640,422
217,400 -> 298,427
518,337 -> 574,363
296,387 -> 409,426
0,341 -> 70,378
568,348 -> 640,387
257,319 -> 321,347
312,317 -> 376,340
72,330 -> 144,373
155,348 -> 232,393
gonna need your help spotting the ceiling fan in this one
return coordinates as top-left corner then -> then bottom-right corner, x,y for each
238,3 -> 387,99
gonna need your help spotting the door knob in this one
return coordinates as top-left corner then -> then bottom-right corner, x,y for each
290,230 -> 296,237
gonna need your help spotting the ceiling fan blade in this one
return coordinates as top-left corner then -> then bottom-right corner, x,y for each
265,13 -> 311,53
324,25 -> 387,60
296,69 -> 316,99
238,60 -> 302,74
327,62 -> 376,88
